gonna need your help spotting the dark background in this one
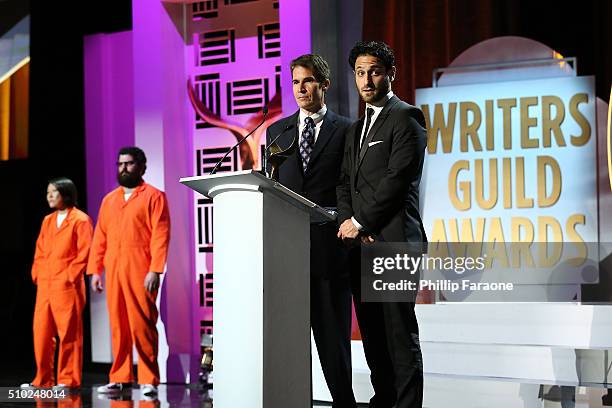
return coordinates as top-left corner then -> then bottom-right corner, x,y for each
0,0 -> 610,383
0,0 -> 132,383
363,0 -> 611,103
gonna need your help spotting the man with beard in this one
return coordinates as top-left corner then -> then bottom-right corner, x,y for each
337,41 -> 428,408
87,146 -> 170,398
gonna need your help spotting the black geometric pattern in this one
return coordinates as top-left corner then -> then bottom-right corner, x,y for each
224,0 -> 257,4
196,146 -> 238,175
226,78 -> 270,115
198,29 -> 236,66
194,73 -> 222,129
199,270 -> 214,308
257,22 -> 280,58
275,65 -> 281,92
192,1 -> 219,20
196,198 -> 214,252
201,319 -> 213,335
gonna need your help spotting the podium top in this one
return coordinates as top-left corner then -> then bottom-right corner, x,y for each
180,170 -> 336,222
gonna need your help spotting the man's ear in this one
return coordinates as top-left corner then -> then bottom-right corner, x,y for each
322,79 -> 331,92
389,66 -> 397,82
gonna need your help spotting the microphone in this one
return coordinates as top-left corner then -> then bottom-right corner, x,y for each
210,106 -> 268,175
263,123 -> 294,177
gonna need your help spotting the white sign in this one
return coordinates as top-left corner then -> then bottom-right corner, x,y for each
416,76 -> 597,277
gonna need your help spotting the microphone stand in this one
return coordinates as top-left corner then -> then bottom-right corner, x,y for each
209,106 -> 268,175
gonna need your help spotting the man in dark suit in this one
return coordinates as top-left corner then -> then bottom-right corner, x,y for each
266,54 -> 356,408
337,41 -> 428,408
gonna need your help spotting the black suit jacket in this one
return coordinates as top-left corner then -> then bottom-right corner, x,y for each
266,109 -> 353,279
337,95 -> 428,243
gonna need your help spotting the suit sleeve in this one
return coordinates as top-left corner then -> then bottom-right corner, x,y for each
67,217 -> 94,283
336,126 -> 354,225
31,219 -> 47,284
148,192 -> 171,273
355,112 -> 427,233
87,200 -> 108,276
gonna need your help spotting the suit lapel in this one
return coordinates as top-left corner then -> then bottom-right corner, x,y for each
353,117 -> 365,160
277,111 -> 300,150
357,96 -> 400,169
306,111 -> 336,172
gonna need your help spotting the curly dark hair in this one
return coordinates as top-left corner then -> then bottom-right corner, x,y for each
118,146 -> 147,165
290,54 -> 331,83
348,41 -> 395,70
49,177 -> 78,208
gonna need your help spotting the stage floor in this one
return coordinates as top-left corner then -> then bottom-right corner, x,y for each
2,373 -> 612,407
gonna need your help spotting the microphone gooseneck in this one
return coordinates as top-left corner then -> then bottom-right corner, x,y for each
209,107 -> 269,175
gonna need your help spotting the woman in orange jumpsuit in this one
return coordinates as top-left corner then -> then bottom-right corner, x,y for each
25,178 -> 93,389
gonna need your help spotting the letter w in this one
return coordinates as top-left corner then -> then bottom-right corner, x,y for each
422,102 -> 456,154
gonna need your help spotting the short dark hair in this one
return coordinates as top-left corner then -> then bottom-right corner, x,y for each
348,41 -> 395,71
118,146 -> 147,165
49,177 -> 78,208
290,54 -> 331,83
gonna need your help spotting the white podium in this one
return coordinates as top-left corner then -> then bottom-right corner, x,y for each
180,170 -> 334,408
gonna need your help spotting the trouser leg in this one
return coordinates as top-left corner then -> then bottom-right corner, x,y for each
349,248 -> 396,408
123,270 -> 160,385
311,275 -> 356,408
383,302 -> 422,408
53,285 -> 84,387
107,272 -> 135,383
32,291 -> 57,387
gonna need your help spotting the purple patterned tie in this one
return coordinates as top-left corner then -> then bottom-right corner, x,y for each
299,116 -> 315,171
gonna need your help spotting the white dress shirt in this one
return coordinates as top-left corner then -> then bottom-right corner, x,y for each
358,90 -> 394,147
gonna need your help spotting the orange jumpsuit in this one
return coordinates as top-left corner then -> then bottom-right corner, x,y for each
87,182 -> 170,385
31,208 -> 93,387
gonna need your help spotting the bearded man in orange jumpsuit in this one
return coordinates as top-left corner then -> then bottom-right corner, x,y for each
25,178 -> 93,389
87,146 -> 170,398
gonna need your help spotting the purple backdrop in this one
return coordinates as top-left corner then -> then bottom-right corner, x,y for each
84,0 -> 310,383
